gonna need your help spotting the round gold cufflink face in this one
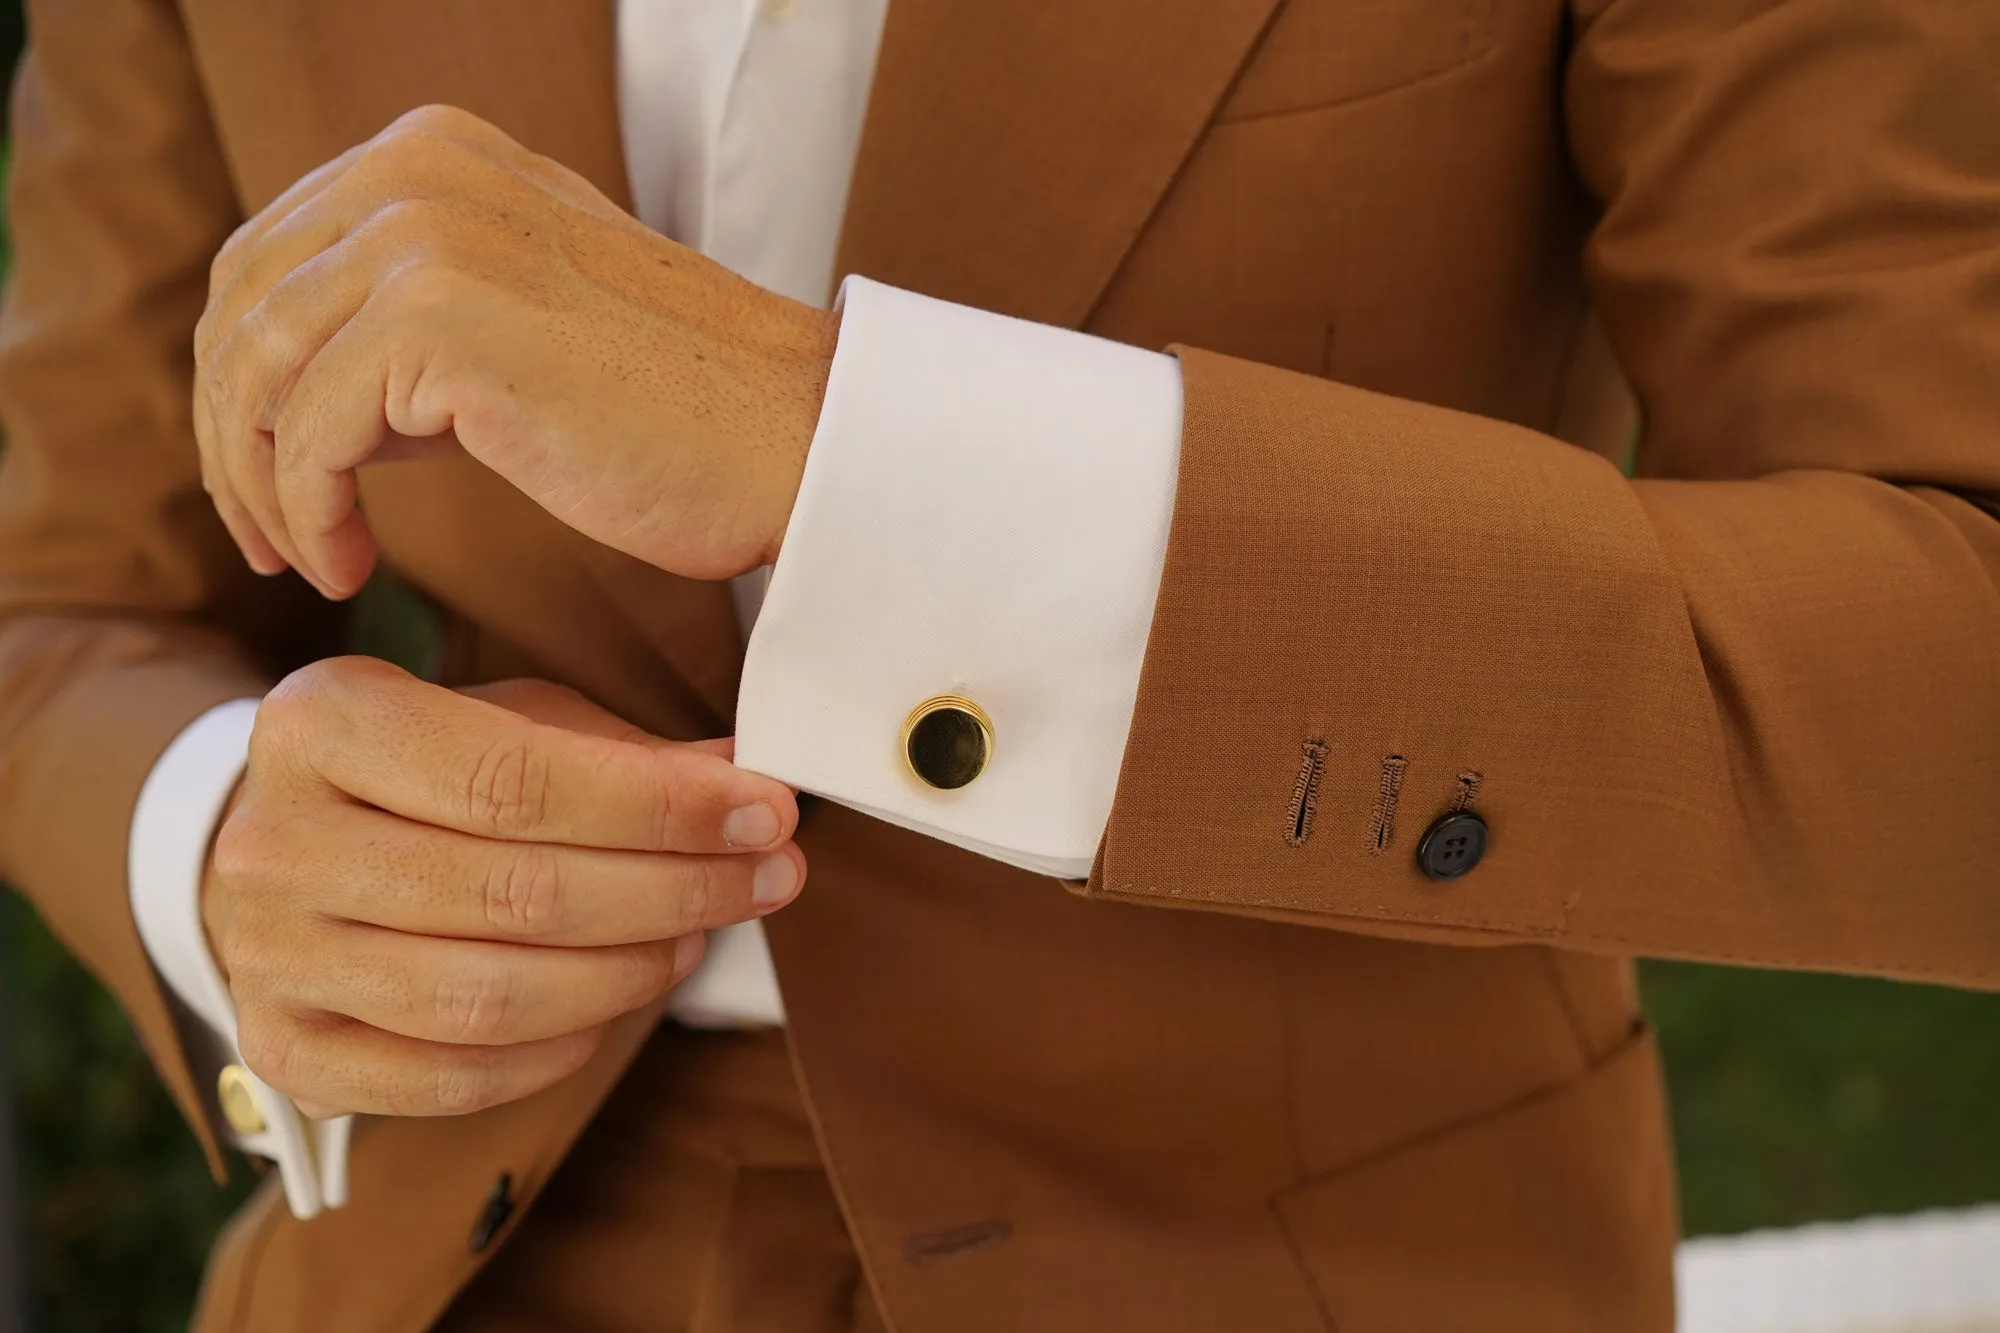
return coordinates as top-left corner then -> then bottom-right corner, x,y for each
218,1063 -> 267,1136
902,695 -> 993,790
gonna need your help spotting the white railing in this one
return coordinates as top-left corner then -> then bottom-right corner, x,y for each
1678,1206 -> 2000,1333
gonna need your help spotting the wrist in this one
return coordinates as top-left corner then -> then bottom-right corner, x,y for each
759,299 -> 840,566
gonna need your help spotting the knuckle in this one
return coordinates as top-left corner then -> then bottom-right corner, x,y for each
207,320 -> 287,425
378,255 -> 464,313
372,109 -> 483,187
264,660 -> 333,725
236,1010 -> 308,1091
203,354 -> 243,418
245,706 -> 299,782
193,309 -> 220,369
320,653 -> 402,695
465,733 -> 551,839
393,103 -> 468,139
285,656 -> 389,726
377,117 -> 436,164
374,195 -> 443,241
210,220 -> 255,288
237,305 -> 298,376
672,858 -> 721,933
652,762 -> 684,851
432,961 -> 513,1045
482,845 -> 564,938
216,928 -> 274,998
255,672 -> 309,728
213,904 -> 302,996
425,1053 -> 499,1116
209,811 -> 269,890
256,668 -> 337,772
264,657 -> 417,788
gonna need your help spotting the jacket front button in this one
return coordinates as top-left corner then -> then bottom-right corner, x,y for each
468,1173 -> 515,1254
902,695 -> 993,789
1416,811 -> 1488,881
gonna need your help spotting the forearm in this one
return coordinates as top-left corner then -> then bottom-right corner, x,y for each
730,262 -> 1998,991
1085,348 -> 2000,988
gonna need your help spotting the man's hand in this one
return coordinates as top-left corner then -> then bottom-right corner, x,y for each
204,658 -> 805,1118
193,104 -> 837,600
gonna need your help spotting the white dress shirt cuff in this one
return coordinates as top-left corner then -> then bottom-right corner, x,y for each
735,276 -> 1182,879
128,697 -> 351,1219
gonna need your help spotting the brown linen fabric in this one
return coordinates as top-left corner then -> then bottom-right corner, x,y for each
0,0 -> 1994,1329
431,1026 -> 887,1333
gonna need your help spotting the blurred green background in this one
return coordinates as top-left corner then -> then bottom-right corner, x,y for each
0,8 -> 1995,1333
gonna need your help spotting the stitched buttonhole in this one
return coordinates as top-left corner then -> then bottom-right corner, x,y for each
905,1219 -> 1013,1264
1368,755 -> 1408,854
1450,771 -> 1483,813
1285,741 -> 1328,848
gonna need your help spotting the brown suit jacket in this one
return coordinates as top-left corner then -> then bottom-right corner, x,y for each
2,0 -> 1996,1329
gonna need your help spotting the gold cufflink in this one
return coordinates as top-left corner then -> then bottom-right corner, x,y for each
902,695 -> 993,790
217,1063 -> 267,1136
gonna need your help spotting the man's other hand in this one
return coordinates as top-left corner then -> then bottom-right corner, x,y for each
193,103 -> 838,600
203,658 -> 804,1119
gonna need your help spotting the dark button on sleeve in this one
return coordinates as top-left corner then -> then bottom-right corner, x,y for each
1416,811 -> 1488,881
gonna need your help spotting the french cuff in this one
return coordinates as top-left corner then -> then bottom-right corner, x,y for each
735,276 -> 1182,879
128,697 -> 351,1220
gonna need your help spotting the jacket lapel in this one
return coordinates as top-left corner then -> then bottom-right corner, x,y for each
835,0 -> 1285,329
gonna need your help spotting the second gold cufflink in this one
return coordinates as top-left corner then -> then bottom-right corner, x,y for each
218,1063 -> 267,1136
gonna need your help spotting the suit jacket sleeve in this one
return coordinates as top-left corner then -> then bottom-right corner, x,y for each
0,0 -> 344,1172
1088,0 -> 2000,991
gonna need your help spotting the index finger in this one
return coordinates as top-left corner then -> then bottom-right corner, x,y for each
262,658 -> 796,854
202,142 -> 365,343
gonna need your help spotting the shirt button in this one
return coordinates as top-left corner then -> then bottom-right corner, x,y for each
761,0 -> 795,20
1416,811 -> 1488,881
903,695 -> 993,790
216,1064 -> 266,1136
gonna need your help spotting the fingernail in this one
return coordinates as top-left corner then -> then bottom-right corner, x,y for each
752,852 -> 799,908
673,933 -> 705,975
725,803 -> 781,848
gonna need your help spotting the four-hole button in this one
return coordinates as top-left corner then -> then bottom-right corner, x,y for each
1417,811 -> 1488,881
